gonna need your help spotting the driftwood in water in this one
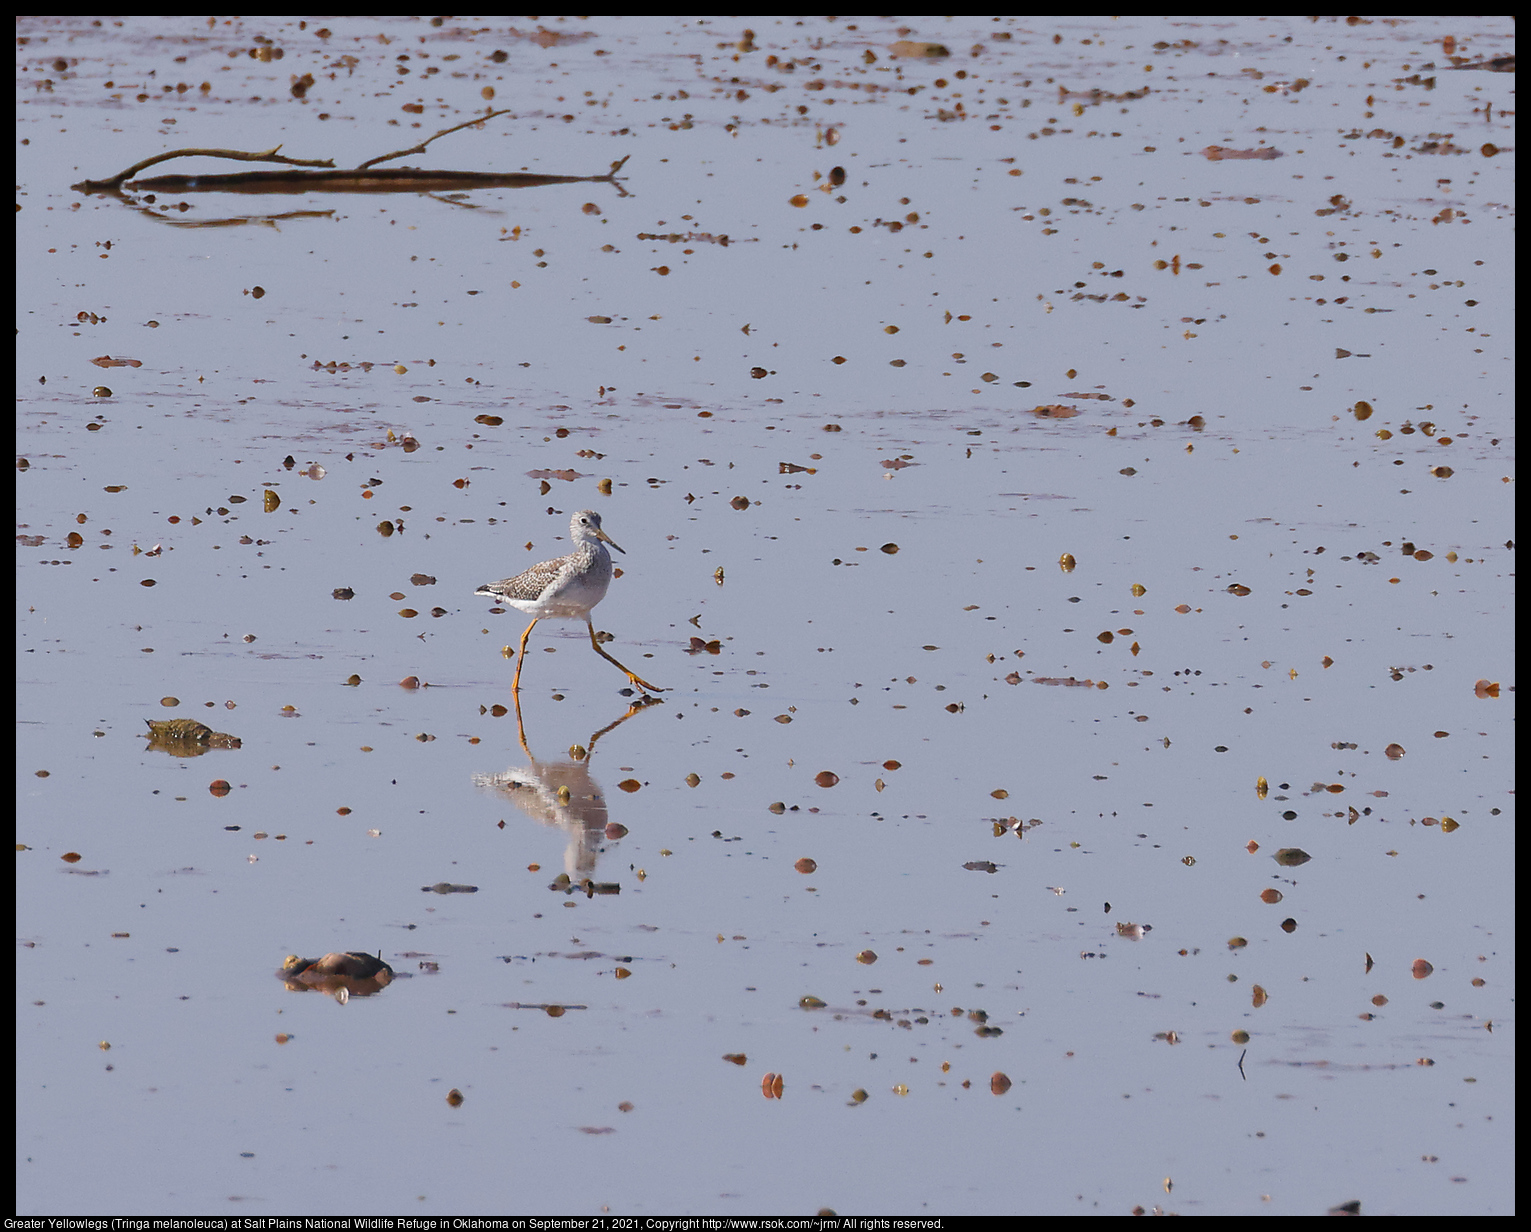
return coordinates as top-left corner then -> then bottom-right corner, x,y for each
71,108 -> 628,196
124,160 -> 630,195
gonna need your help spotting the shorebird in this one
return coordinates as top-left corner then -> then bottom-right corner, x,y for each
475,509 -> 664,694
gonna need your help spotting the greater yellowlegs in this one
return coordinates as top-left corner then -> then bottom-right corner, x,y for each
475,509 -> 664,694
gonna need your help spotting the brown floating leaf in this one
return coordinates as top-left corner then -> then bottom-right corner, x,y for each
1474,679 -> 1500,699
1201,145 -> 1281,160
1272,848 -> 1311,867
446,1088 -> 464,1107
1385,743 -> 1406,760
1411,958 -> 1434,980
794,857 -> 817,874
618,779 -> 641,793
889,40 -> 950,58
990,1072 -> 1012,1096
209,779 -> 232,797
814,771 -> 839,788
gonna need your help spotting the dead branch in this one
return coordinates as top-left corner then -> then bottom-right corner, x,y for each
126,163 -> 630,196
356,107 -> 518,171
69,111 -> 628,200
71,145 -> 334,193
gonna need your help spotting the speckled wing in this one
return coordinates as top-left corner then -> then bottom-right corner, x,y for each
476,553 -> 572,605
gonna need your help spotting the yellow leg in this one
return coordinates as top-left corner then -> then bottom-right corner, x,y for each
586,620 -> 665,693
511,618 -> 539,693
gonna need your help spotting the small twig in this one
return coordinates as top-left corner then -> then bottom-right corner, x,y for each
71,145 -> 334,193
356,107 -> 517,171
604,154 -> 633,197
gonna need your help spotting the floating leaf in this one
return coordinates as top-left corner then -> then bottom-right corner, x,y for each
888,40 -> 949,58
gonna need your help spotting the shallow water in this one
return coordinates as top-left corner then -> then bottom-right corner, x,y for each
17,14 -> 1514,1217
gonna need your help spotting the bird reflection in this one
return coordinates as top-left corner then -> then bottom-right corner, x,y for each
473,692 -> 661,884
